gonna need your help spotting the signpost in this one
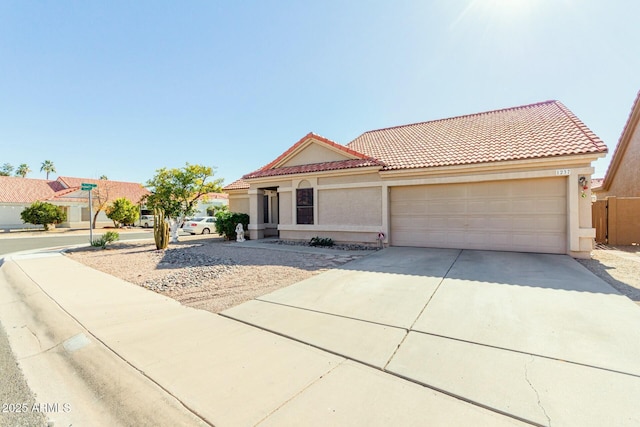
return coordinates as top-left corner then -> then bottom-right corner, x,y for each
81,183 -> 98,243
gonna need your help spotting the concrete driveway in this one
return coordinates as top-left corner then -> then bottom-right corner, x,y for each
223,247 -> 640,426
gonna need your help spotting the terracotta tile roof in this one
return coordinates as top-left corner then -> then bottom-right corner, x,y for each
224,178 -> 250,191
347,100 -> 608,170
0,176 -> 66,203
56,176 -> 150,204
243,158 -> 383,180
258,132 -> 374,172
203,192 -> 229,200
0,176 -> 150,204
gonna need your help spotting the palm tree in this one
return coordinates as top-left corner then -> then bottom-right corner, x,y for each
40,160 -> 56,180
15,163 -> 31,178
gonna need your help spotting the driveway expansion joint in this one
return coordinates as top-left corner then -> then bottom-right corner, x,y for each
407,249 -> 462,331
253,298 -> 409,331
222,306 -> 540,427
410,330 -> 640,379
253,360 -> 347,426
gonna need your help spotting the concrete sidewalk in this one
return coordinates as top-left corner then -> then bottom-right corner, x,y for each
0,251 -> 524,426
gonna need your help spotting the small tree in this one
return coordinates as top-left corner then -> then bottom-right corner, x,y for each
0,163 -> 14,176
105,198 -> 139,228
20,201 -> 67,231
89,176 -> 114,229
143,163 -> 223,243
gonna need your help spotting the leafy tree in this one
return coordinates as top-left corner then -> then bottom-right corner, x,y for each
40,160 -> 56,179
15,164 -> 31,177
143,163 -> 223,243
0,163 -> 14,176
20,201 -> 67,231
105,198 -> 139,228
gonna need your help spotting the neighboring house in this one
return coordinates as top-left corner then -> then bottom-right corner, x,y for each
192,193 -> 229,217
591,90 -> 640,245
225,100 -> 607,259
593,90 -> 640,198
0,176 -> 149,230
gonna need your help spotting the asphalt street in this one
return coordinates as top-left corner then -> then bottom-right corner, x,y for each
0,230 -> 154,256
0,321 -> 47,427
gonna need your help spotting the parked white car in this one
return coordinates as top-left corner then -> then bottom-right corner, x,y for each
140,215 -> 155,228
182,216 -> 216,235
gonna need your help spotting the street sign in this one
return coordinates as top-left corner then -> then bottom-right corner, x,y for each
81,183 -> 98,191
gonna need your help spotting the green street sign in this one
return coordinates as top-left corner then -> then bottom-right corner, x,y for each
81,183 -> 98,191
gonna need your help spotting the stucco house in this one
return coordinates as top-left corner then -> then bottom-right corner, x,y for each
591,90 -> 640,245
593,90 -> 640,199
225,100 -> 607,258
0,176 -> 149,230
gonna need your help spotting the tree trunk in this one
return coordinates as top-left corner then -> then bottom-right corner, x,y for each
169,216 -> 183,243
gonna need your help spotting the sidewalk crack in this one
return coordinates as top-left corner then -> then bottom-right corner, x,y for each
524,356 -> 551,427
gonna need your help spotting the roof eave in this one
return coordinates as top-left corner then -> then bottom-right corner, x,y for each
243,165 -> 383,184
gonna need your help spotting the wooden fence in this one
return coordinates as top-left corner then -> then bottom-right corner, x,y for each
592,197 -> 640,245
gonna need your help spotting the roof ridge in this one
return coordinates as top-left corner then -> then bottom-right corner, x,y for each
355,100 -> 559,136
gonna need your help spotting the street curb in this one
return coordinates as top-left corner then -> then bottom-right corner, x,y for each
0,256 -> 209,426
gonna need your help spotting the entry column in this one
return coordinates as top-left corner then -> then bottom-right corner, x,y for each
248,188 -> 265,240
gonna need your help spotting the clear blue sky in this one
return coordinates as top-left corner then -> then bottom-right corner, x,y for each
1,1 -> 638,185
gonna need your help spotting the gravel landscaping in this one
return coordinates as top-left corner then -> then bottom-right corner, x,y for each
577,245 -> 640,305
65,236 -> 366,313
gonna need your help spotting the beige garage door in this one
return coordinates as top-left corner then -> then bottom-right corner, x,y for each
390,177 -> 567,254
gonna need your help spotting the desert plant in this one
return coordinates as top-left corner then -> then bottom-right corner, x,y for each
105,197 -> 139,227
20,201 -> 67,230
214,211 -> 249,240
153,208 -> 170,250
310,236 -> 334,247
91,231 -> 120,249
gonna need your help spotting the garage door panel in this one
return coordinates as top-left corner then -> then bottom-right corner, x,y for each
390,178 -> 567,254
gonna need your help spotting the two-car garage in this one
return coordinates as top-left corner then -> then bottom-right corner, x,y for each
390,177 -> 568,254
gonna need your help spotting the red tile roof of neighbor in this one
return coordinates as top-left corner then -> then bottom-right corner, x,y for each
0,176 -> 67,203
226,100 -> 608,186
224,179 -> 250,190
347,100 -> 608,170
0,176 -> 150,204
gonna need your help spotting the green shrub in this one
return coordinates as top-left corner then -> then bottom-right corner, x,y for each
20,201 -> 67,231
310,236 -> 334,247
105,198 -> 139,227
214,211 -> 249,240
91,231 -> 120,249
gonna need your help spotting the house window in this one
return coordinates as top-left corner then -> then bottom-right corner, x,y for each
296,188 -> 314,224
263,194 -> 269,223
